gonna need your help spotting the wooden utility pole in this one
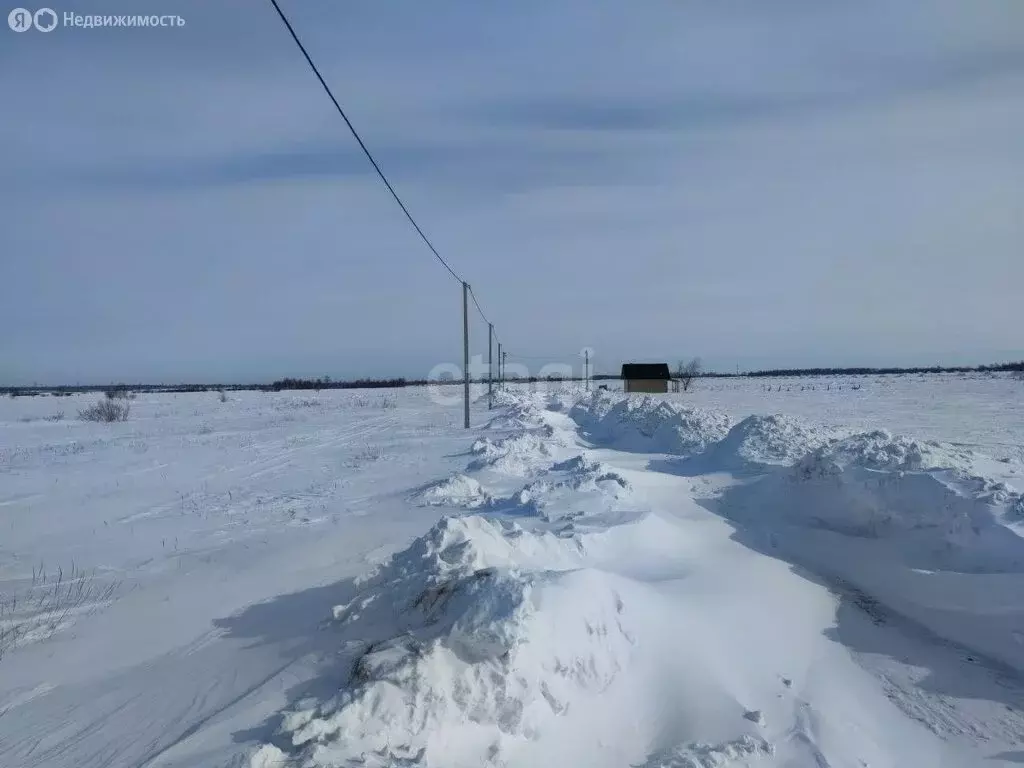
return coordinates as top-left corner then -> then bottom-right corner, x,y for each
488,323 -> 493,410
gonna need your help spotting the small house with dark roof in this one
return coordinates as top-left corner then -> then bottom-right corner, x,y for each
621,363 -> 672,394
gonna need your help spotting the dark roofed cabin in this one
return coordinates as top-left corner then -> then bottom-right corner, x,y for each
621,363 -> 672,394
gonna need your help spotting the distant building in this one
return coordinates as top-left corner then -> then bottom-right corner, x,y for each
621,363 -> 672,394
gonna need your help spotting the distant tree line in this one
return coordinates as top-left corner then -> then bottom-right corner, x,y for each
1,378 -> 423,397
269,377 -> 412,391
4,360 -> 1021,397
741,361 -> 1024,378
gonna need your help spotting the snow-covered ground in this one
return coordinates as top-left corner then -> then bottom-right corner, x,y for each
1,374 -> 1023,767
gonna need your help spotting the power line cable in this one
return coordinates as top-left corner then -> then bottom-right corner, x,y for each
269,0 -> 523,396
468,286 -> 490,327
268,0 -> 463,284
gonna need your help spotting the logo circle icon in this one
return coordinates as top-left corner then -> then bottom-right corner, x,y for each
8,7 -> 32,31
33,7 -> 57,31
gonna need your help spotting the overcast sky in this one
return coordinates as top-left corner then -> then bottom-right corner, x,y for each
2,0 -> 1022,384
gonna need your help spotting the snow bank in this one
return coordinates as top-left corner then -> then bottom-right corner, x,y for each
567,390 -> 619,431
730,430 -> 1024,573
635,735 -> 774,768
795,428 -> 975,473
702,414 -> 837,471
549,455 -> 631,492
570,392 -> 731,456
723,429 -> 1024,670
468,431 -> 559,475
256,390 -> 1002,768
482,391 -> 550,431
503,455 -> 632,524
416,473 -> 492,509
262,515 -> 635,768
254,395 -> 677,768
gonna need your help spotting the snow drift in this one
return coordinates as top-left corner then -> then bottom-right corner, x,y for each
701,414 -> 838,471
250,388 -> 1024,768
722,428 -> 1024,671
468,431 -> 561,475
254,515 -> 637,768
499,455 -> 633,525
733,429 -> 1024,572
570,392 -> 731,456
416,473 -> 492,509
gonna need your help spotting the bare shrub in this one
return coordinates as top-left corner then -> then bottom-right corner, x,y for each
47,411 -> 64,422
353,394 -> 397,409
346,444 -> 386,468
217,389 -> 229,403
79,399 -> 130,422
274,397 -> 321,412
0,562 -> 120,662
355,444 -> 385,462
675,357 -> 702,392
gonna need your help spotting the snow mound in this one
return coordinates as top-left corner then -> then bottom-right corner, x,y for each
416,474 -> 491,509
721,428 -> 1024,669
248,745 -> 287,768
784,466 -> 1024,572
543,389 -> 583,413
550,454 -> 631,489
507,455 -> 632,523
650,406 -> 733,456
570,392 -> 731,456
636,735 -> 774,768
729,431 -> 1024,572
482,393 -> 548,431
704,414 -> 836,470
795,429 -> 974,475
568,390 -> 619,431
468,431 -> 557,475
345,516 -> 584,589
262,516 -> 634,768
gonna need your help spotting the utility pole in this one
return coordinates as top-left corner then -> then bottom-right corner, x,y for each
488,323 -> 493,410
585,349 -> 590,391
497,342 -> 502,389
462,282 -> 470,429
502,351 -> 508,389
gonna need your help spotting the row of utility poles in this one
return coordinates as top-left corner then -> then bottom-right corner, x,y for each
462,285 -> 594,429
485,322 -> 508,413
464,282 -> 508,428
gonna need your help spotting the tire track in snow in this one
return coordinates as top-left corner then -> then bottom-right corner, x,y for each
0,634 -> 307,768
135,656 -> 300,768
116,414 -> 398,525
239,414 -> 397,481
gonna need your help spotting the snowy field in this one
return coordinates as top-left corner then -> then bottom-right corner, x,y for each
1,374 -> 1023,767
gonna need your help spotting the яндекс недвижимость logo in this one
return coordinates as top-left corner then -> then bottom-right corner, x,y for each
8,8 -> 183,31
8,7 -> 57,31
